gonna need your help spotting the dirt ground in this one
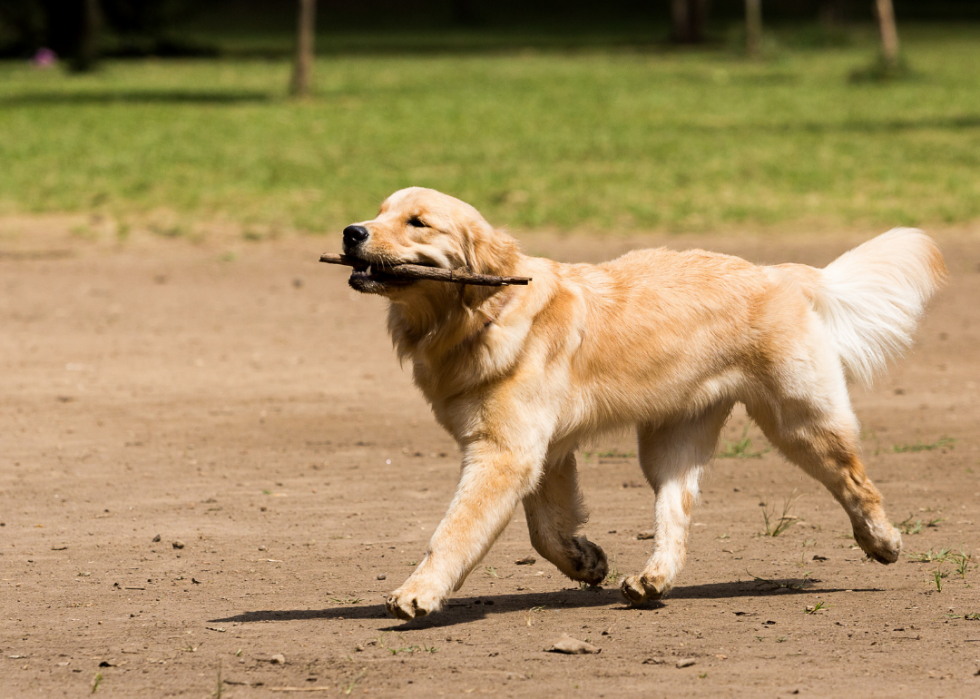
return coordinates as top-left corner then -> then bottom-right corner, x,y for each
2,218 -> 979,698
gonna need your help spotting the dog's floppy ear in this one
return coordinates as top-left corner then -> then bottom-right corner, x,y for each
459,220 -> 519,310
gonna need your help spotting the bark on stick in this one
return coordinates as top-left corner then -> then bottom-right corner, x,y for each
319,253 -> 531,286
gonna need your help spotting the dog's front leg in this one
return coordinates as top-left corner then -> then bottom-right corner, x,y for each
385,440 -> 541,620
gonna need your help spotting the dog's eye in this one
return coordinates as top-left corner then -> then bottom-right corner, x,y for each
407,217 -> 426,228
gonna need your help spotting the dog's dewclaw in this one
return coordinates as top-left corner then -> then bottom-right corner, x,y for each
319,252 -> 531,286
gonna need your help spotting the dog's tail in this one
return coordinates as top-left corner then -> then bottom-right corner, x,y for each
779,228 -> 947,387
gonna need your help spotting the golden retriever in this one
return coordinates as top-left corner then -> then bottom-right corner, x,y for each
340,187 -> 946,620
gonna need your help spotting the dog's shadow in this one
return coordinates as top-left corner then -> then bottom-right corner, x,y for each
210,578 -> 871,630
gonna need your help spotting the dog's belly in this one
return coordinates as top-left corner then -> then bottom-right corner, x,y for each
555,365 -> 746,442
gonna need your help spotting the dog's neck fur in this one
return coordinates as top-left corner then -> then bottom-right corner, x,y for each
385,227 -> 525,399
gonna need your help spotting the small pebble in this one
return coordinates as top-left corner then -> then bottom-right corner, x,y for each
676,658 -> 696,668
636,531 -> 656,540
151,534 -> 161,543
271,653 -> 286,665
547,634 -> 600,655
377,573 -> 386,580
172,540 -> 185,550
515,556 -> 536,565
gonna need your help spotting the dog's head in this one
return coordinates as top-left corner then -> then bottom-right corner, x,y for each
342,187 -> 518,299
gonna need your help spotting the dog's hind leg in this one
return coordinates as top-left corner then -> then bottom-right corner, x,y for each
523,451 -> 608,586
745,373 -> 902,565
621,403 -> 732,606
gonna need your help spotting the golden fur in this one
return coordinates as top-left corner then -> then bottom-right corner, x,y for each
342,187 -> 947,620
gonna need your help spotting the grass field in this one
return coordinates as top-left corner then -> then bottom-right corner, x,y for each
1,24 -> 979,234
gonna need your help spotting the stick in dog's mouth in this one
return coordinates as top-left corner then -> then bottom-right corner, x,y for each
319,252 -> 532,287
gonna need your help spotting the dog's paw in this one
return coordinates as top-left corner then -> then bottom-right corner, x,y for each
568,536 -> 609,586
385,584 -> 444,621
855,522 -> 902,564
620,573 -> 670,606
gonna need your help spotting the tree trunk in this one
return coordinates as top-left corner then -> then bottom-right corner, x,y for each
819,0 -> 844,28
290,0 -> 316,97
671,0 -> 690,43
452,0 -> 481,26
745,0 -> 762,58
874,0 -> 900,70
74,0 -> 101,71
688,0 -> 709,43
49,0 -> 101,72
672,0 -> 709,44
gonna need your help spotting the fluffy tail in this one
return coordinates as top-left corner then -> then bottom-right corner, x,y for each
782,229 -> 947,387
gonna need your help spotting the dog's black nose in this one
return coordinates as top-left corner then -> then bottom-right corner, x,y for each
343,225 -> 369,248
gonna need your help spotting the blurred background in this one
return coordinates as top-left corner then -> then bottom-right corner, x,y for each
1,0 -> 978,236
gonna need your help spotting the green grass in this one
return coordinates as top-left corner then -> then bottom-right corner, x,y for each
1,24 -> 980,233
718,427 -> 767,459
907,546 -> 954,563
892,436 -> 956,453
759,491 -> 800,537
896,515 -> 945,534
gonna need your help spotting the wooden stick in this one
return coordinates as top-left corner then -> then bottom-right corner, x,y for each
319,252 -> 531,286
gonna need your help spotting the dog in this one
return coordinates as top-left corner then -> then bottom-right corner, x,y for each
340,187 -> 946,620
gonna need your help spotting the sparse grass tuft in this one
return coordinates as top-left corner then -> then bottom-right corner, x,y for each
953,549 -> 973,578
907,546 -> 952,563
342,668 -> 367,695
718,427 -> 767,459
804,601 -> 828,614
760,490 -> 800,537
932,566 -> 948,592
482,564 -> 513,579
91,672 -> 102,693
330,596 -> 364,605
523,605 -> 546,627
386,633 -> 438,655
148,223 -> 188,239
896,515 -> 945,535
603,557 -> 620,586
751,571 -> 812,591
892,437 -> 956,454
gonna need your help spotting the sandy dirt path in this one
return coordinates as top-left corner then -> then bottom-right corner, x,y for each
1,221 -> 979,697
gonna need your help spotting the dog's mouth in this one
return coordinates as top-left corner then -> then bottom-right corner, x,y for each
346,255 -> 438,295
